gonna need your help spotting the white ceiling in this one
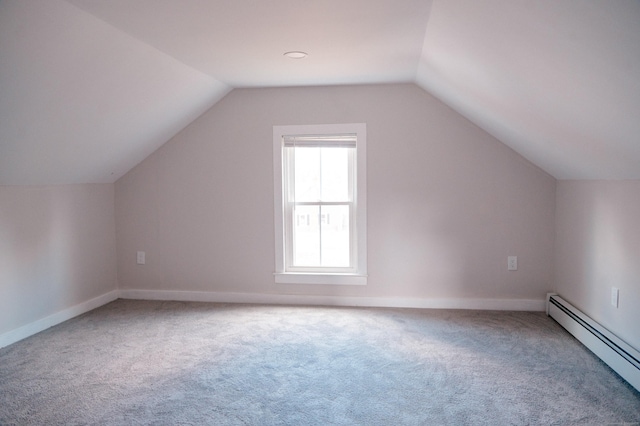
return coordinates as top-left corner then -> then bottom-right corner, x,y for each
1,0 -> 639,184
67,0 -> 433,87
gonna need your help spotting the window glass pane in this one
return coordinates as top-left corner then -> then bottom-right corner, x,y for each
293,204 -> 320,266
291,146 -> 350,203
320,205 -> 350,267
292,204 -> 350,268
320,147 -> 350,202
293,147 -> 320,202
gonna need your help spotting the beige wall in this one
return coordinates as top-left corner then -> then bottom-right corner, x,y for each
5,83 -> 639,353
115,84 -> 556,304
0,184 -> 118,336
555,180 -> 640,350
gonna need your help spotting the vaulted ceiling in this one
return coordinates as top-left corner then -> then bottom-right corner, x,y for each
1,0 -> 639,184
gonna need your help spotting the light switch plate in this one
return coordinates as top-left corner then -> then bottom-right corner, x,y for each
507,256 -> 517,271
137,251 -> 145,265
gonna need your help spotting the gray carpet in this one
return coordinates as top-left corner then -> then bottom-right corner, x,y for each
1,300 -> 639,425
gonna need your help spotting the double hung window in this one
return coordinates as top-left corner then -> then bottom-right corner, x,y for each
273,124 -> 367,285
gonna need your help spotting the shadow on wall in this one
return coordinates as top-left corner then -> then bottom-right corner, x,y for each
584,187 -> 639,321
0,187 -> 89,334
556,181 -> 640,352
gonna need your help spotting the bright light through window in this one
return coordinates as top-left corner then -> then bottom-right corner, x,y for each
291,146 -> 351,267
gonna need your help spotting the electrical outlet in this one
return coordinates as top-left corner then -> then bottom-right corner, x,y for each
137,251 -> 145,265
507,256 -> 518,271
611,287 -> 619,308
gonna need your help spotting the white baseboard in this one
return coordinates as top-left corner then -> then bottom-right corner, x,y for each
0,290 -> 119,349
0,289 -> 544,349
119,289 -> 546,312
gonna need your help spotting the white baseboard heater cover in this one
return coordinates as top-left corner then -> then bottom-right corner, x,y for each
547,294 -> 640,392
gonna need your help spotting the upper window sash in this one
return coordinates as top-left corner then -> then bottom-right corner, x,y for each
282,144 -> 355,204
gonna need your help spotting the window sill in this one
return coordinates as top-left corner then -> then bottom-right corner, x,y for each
274,273 -> 367,286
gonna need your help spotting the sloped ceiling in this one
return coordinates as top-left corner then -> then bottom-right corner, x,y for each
1,0 -> 638,184
0,0 -> 230,185
416,0 -> 640,180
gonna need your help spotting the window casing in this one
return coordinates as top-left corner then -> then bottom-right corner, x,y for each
273,124 -> 367,285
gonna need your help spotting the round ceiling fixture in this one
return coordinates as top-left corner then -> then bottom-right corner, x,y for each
283,51 -> 308,59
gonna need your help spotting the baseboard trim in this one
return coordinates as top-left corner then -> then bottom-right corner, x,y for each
0,289 -> 544,349
0,290 -> 119,349
118,289 -> 546,312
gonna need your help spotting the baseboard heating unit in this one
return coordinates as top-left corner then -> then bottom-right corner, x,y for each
547,294 -> 640,392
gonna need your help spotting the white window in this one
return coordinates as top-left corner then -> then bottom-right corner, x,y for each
273,123 -> 367,285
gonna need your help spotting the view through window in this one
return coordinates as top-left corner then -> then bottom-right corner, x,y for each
286,143 -> 353,268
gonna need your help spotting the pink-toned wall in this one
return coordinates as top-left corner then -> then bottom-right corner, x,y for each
555,180 -> 640,350
115,84 -> 556,307
0,184 -> 118,337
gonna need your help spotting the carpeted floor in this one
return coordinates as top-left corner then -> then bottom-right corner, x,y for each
1,300 -> 639,425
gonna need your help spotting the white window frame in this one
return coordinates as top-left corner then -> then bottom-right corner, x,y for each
273,123 -> 367,285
